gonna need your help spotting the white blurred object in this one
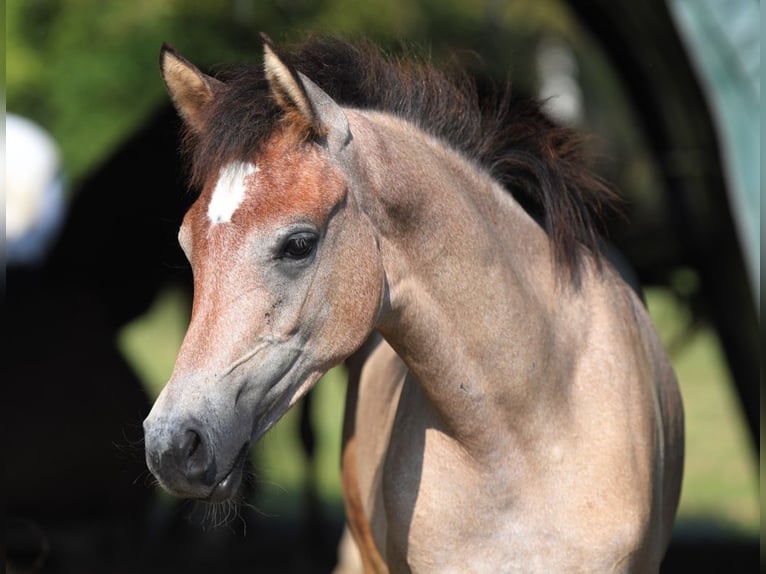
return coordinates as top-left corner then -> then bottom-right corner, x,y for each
536,37 -> 584,126
6,114 -> 66,265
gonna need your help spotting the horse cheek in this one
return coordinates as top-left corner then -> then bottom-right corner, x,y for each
323,230 -> 383,362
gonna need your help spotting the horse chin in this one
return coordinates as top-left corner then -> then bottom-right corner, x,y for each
250,369 -> 324,442
208,442 -> 249,502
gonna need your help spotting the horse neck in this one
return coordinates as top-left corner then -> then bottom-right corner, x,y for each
349,111 -> 574,449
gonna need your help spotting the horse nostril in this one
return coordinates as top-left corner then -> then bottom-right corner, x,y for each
170,426 -> 217,487
182,429 -> 201,459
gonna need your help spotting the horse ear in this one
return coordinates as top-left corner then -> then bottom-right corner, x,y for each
160,43 -> 223,133
261,33 -> 351,151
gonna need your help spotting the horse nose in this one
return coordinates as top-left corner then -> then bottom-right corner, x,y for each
145,420 -> 218,493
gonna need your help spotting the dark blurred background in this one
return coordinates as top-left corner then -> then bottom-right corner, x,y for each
5,0 -> 760,572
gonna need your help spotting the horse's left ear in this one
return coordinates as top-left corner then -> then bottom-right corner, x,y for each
261,33 -> 351,152
160,43 -> 224,134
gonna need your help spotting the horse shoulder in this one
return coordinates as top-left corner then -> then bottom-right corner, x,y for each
562,266 -> 684,563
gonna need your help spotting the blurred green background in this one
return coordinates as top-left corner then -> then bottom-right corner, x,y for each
7,0 -> 757,554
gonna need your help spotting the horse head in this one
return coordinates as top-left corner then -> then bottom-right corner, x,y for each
143,36 -> 384,501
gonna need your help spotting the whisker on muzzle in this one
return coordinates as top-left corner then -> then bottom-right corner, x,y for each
181,464 -> 275,534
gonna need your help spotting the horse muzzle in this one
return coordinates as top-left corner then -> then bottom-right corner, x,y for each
143,415 -> 249,502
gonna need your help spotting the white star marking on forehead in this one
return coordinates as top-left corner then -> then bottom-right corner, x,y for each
207,161 -> 259,225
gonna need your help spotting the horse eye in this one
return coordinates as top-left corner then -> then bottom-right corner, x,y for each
281,233 -> 317,260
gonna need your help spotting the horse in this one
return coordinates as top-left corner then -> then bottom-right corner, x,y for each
143,34 -> 684,572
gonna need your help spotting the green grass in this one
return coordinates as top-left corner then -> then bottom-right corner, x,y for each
118,288 -> 191,394
119,285 -> 759,535
645,288 -> 759,537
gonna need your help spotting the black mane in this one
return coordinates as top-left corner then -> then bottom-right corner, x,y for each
184,36 -> 618,281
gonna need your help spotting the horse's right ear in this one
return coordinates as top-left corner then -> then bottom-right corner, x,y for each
261,33 -> 351,153
160,44 -> 223,133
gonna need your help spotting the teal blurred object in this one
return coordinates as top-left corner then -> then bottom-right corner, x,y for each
668,0 -> 760,308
